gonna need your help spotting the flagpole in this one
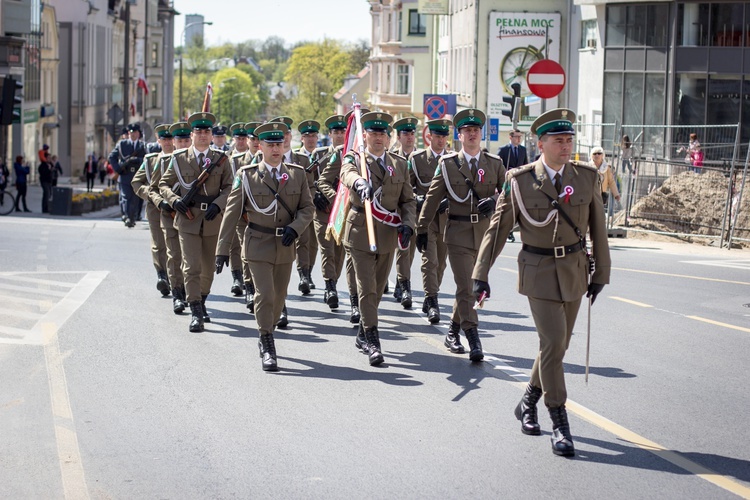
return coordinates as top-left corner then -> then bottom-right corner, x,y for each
352,96 -> 377,252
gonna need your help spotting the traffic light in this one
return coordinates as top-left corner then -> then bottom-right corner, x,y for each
1,75 -> 23,126
501,83 -> 522,128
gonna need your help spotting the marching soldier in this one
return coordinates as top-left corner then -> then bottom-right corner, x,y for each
295,119 -> 322,295
132,123 -> 172,297
309,114 -> 347,310
211,125 -> 231,151
409,118 -> 452,324
226,122 -> 252,297
316,109 -> 369,325
159,112 -> 234,333
215,122 -> 314,371
109,123 -> 147,227
246,121 -> 262,158
235,121 -> 262,311
148,122 -> 193,314
472,109 -> 610,457
390,117 -> 419,308
416,109 -> 506,362
340,111 -> 416,366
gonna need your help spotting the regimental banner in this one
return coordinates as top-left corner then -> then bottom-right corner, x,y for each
487,12 -> 561,127
327,180 -> 350,244
418,0 -> 449,15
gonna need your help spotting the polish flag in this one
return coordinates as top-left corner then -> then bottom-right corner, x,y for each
137,75 -> 149,94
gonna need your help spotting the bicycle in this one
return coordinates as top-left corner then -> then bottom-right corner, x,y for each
0,187 -> 16,215
499,37 -> 553,96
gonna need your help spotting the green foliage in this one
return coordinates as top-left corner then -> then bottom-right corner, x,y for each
212,68 -> 265,124
346,39 -> 371,73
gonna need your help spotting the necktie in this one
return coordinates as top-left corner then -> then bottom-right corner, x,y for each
554,173 -> 563,195
470,158 -> 478,171
512,147 -> 518,164
377,158 -> 385,170
198,153 -> 205,168
271,168 -> 279,189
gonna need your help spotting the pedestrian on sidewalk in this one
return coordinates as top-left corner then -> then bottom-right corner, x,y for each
38,155 -> 53,213
85,153 -> 97,191
13,155 -> 31,212
50,155 -> 63,187
97,155 -> 107,185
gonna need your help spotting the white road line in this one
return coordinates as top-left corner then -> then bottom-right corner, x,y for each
0,308 -> 44,320
0,282 -> 68,297
0,274 -> 77,288
0,294 -> 54,306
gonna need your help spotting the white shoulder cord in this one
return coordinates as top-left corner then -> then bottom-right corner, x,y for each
412,156 -> 432,189
442,163 -> 472,203
172,158 -> 196,191
242,171 -> 277,216
510,176 -> 560,243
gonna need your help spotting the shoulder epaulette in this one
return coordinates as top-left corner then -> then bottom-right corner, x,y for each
145,152 -> 159,160
388,151 -> 407,162
484,152 -> 502,161
232,150 -> 247,159
314,146 -> 329,155
284,162 -> 305,171
507,164 -> 534,179
441,152 -> 459,160
411,149 -> 427,160
173,148 -> 188,157
572,160 -> 598,172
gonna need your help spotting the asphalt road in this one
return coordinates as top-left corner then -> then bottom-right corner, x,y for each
1,210 -> 749,499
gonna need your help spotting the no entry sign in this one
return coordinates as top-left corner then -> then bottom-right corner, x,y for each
526,59 -> 566,99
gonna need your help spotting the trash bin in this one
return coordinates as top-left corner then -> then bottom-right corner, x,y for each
51,187 -> 72,215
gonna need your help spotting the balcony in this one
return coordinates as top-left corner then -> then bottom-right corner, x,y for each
0,36 -> 26,69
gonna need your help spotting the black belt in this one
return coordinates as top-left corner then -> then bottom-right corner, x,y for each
189,194 -> 218,211
247,221 -> 284,237
522,243 -> 585,258
448,213 -> 482,224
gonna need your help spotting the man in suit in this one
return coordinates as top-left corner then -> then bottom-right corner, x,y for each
408,118 -> 452,324
340,111 -> 416,366
159,112 -> 234,333
132,123 -> 172,298
109,122 -> 147,227
497,129 -> 528,169
416,109 -> 506,362
472,108 -> 611,457
148,122 -> 192,315
215,122 -> 314,371
211,125 -> 231,151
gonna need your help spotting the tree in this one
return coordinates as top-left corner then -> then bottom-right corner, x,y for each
282,40 -> 355,123
212,68 -> 265,124
261,36 -> 290,62
346,39 -> 371,72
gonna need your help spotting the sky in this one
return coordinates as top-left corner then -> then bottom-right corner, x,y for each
173,0 -> 372,47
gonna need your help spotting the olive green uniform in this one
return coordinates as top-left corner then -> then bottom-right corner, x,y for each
148,153 -> 184,294
132,152 -> 168,275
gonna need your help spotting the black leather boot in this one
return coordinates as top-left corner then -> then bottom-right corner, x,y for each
549,405 -> 575,456
444,320 -> 465,353
354,322 -> 368,353
307,268 -> 316,290
201,294 -> 210,323
230,270 -> 244,296
245,281 -> 255,313
324,279 -> 339,309
188,301 -> 204,332
156,270 -> 170,296
425,295 -> 440,324
349,295 -> 360,324
393,280 -> 402,301
276,305 -> 289,328
399,279 -> 412,309
258,333 -> 278,371
514,384 -> 543,435
298,268 -> 311,295
364,326 -> 384,366
463,327 -> 483,362
172,287 -> 186,314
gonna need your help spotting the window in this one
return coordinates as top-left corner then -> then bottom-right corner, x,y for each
398,11 -> 402,42
151,84 -> 158,109
151,42 -> 159,67
408,9 -> 426,36
608,3 -> 668,47
397,64 -> 410,94
385,64 -> 391,94
581,20 -> 597,49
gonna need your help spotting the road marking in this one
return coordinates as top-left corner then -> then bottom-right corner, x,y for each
0,282 -> 68,297
44,322 -> 90,500
612,267 -> 750,286
687,315 -> 750,334
0,307 -> 44,320
0,274 -> 76,287
609,296 -> 653,308
683,259 -> 750,271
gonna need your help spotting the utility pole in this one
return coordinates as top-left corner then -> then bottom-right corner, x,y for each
123,0 -> 130,127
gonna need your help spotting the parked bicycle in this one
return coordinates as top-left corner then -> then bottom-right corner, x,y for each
0,187 -> 16,215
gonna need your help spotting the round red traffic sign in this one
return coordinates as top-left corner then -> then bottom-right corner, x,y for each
422,127 -> 431,148
526,59 -> 566,99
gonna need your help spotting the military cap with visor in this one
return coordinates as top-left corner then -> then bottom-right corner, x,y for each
361,111 -> 393,132
298,120 -> 321,135
393,117 -> 418,132
127,122 -> 142,132
426,118 -> 451,136
269,116 -> 294,128
229,122 -> 248,137
325,114 -> 347,130
245,121 -> 262,138
255,122 -> 288,143
155,123 -> 173,139
187,112 -> 216,130
169,122 -> 191,138
453,108 -> 486,129
530,108 -> 577,137
212,125 -> 227,136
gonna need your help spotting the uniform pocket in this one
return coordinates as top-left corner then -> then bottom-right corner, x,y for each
518,252 -> 544,292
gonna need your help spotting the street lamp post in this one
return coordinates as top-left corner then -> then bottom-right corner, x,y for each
178,20 -> 212,120
231,92 -> 247,123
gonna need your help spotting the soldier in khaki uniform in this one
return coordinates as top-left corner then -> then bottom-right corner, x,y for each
308,115 -> 347,309
226,123 -> 251,297
132,124 -> 171,297
390,117 -> 419,308
215,122 -> 314,371
236,121 -> 262,311
295,119 -> 322,295
340,111 -> 416,366
409,119 -> 452,324
472,109 -> 611,457
246,121 -> 261,157
316,110 -> 369,324
148,122 -> 192,314
416,109 -> 506,362
159,112 -> 234,332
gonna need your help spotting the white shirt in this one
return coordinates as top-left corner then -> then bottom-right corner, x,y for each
430,148 -> 445,159
368,152 -> 387,167
192,146 -> 210,161
283,151 -> 292,163
462,150 -> 481,167
543,161 -> 565,183
264,161 -> 281,179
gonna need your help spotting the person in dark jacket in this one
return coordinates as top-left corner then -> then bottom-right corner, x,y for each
13,155 -> 31,212
38,156 -> 53,213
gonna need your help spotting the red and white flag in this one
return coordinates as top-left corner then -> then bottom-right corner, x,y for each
137,74 -> 149,94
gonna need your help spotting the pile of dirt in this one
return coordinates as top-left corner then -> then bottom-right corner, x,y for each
625,170 -> 750,247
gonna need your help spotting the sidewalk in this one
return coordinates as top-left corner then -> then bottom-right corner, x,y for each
5,177 -> 122,220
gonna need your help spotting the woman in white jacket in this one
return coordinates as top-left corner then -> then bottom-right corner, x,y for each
590,146 -> 620,206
